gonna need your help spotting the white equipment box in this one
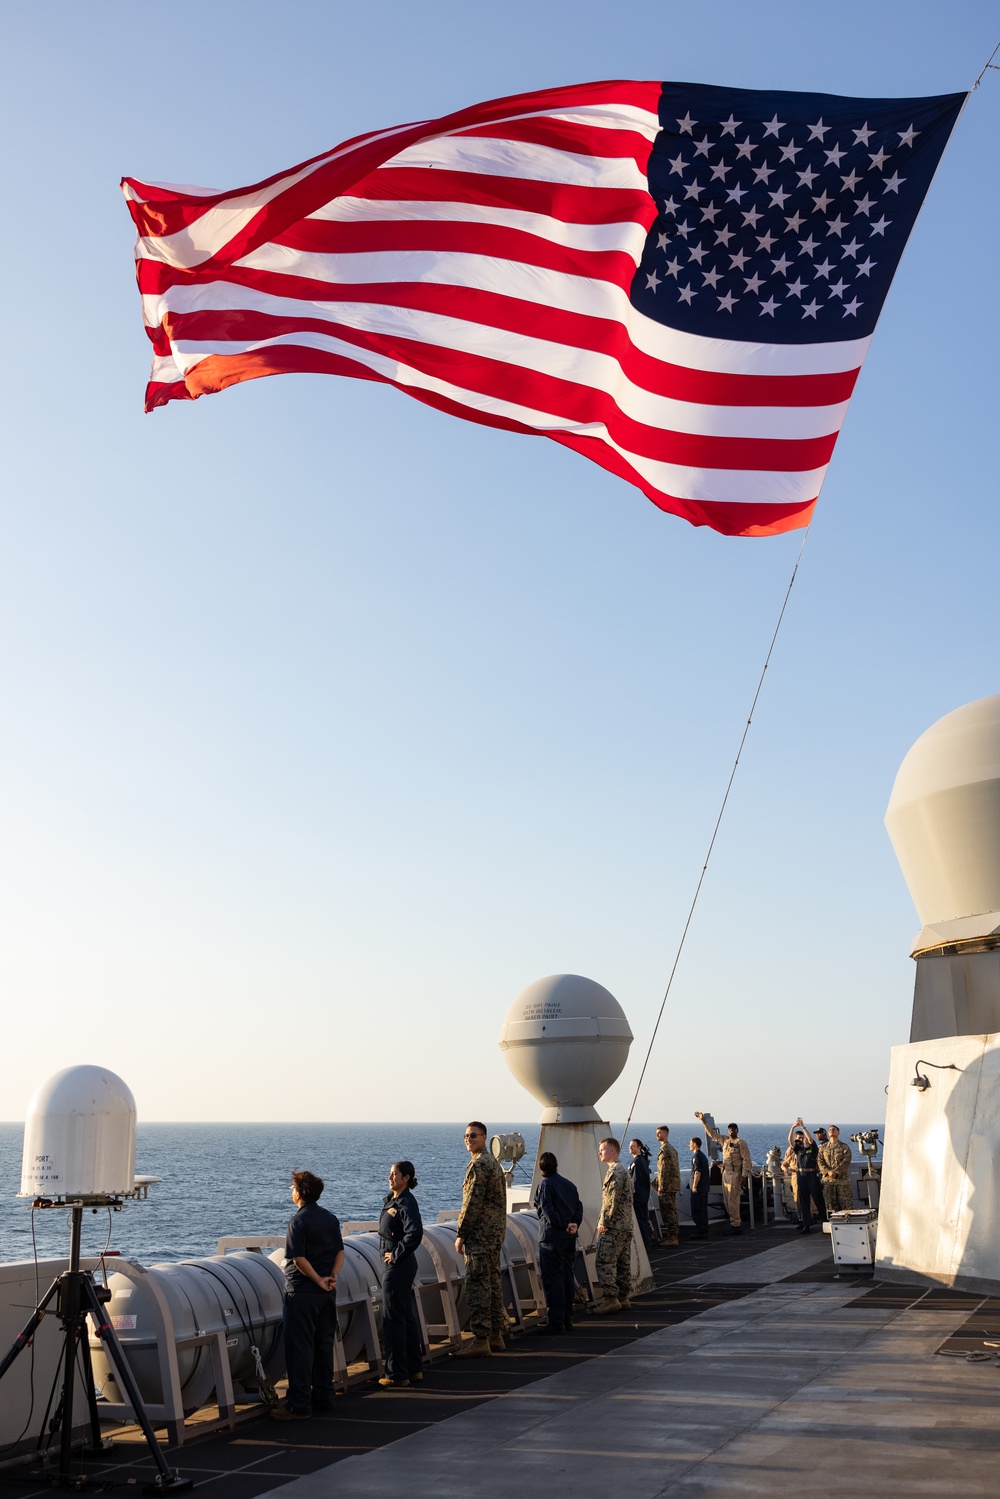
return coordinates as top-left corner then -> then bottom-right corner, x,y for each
827,1208 -> 877,1265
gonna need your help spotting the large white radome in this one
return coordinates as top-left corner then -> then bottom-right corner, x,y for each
498,974 -> 632,1123
886,693 -> 1000,951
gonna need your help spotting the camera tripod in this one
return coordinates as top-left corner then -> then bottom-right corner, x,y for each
0,1202 -> 192,1493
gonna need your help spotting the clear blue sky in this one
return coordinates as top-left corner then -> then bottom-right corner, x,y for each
0,2 -> 996,1125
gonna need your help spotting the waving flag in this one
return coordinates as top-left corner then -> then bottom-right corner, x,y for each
123,79 -> 964,536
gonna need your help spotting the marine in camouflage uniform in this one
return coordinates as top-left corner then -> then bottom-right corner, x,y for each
818,1126 -> 854,1213
455,1123 -> 508,1351
593,1140 -> 634,1310
655,1126 -> 681,1245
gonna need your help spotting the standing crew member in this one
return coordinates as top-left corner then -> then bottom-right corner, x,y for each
788,1119 -> 826,1234
655,1126 -> 680,1246
453,1122 -> 507,1357
591,1137 -> 634,1315
627,1139 -> 653,1252
377,1160 -> 424,1388
533,1152 -> 583,1335
689,1136 -> 710,1239
818,1126 -> 854,1213
696,1113 -> 752,1236
274,1169 -> 344,1421
781,1142 -> 800,1219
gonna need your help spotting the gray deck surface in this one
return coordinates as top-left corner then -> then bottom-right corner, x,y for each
258,1239 -> 1000,1499
674,1228 -> 831,1284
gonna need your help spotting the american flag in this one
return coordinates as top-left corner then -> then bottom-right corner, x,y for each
123,79 -> 964,537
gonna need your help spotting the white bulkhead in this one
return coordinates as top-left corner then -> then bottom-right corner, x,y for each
880,693 -> 1000,1291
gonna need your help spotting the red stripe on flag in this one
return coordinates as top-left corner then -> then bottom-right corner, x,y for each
546,429 -> 818,536
148,343 -> 539,439
343,169 -> 655,226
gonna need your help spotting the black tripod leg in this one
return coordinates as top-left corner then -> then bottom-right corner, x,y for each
77,1319 -> 106,1454
58,1274 -> 83,1479
34,1343 -> 67,1458
0,1276 -> 61,1382
81,1279 -> 192,1493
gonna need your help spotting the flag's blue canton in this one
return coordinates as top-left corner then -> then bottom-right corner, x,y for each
632,84 -> 964,345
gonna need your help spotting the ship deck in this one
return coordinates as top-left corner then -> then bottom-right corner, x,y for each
3,1224 -> 999,1499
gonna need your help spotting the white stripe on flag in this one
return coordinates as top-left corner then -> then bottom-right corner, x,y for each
383,136 -> 649,189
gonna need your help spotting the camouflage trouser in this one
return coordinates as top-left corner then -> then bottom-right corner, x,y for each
595,1226 -> 632,1300
823,1178 -> 854,1213
464,1242 -> 504,1339
721,1170 -> 743,1228
657,1189 -> 679,1241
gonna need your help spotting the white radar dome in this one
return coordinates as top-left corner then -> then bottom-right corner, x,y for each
886,693 -> 1000,952
498,974 -> 633,1123
19,1065 -> 137,1200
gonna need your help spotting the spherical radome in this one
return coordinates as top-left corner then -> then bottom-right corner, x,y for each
498,974 -> 633,1121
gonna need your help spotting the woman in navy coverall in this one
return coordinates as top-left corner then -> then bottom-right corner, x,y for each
628,1139 -> 653,1251
378,1161 -> 424,1384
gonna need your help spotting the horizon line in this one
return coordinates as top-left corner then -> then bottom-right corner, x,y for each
0,1117 -> 889,1127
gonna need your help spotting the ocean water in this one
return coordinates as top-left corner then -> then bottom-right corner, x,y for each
0,1120 -> 884,1266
